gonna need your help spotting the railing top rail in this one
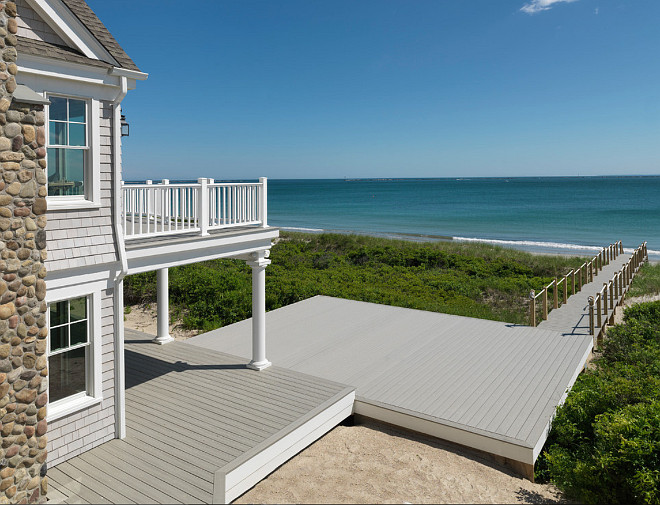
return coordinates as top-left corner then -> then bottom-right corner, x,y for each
122,182 -> 200,188
209,182 -> 263,187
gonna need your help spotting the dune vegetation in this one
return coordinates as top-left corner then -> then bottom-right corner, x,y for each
124,231 -> 587,332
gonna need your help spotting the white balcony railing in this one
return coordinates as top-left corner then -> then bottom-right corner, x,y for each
122,177 -> 267,240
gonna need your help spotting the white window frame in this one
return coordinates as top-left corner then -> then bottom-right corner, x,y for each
46,288 -> 102,421
45,92 -> 101,211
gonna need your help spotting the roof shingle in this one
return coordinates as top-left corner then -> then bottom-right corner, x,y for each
17,35 -> 113,69
59,0 -> 141,72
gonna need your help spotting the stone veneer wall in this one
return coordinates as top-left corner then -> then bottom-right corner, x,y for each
0,2 -> 48,503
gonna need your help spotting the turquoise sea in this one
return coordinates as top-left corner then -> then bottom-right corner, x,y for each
266,176 -> 660,260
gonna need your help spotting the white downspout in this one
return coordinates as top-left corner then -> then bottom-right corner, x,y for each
112,76 -> 129,439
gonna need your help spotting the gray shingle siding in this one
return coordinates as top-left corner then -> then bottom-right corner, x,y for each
15,0 -> 66,46
46,100 -> 119,272
48,288 -> 116,467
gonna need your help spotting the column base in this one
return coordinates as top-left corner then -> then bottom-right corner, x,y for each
152,335 -> 175,345
247,359 -> 272,371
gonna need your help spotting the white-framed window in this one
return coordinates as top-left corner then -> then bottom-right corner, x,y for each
47,290 -> 102,420
45,93 -> 101,210
47,95 -> 89,198
48,296 -> 89,402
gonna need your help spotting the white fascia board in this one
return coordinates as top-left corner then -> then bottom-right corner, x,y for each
18,53 -> 120,86
126,229 -> 280,274
18,60 -> 125,102
110,67 -> 149,81
25,0 -> 118,65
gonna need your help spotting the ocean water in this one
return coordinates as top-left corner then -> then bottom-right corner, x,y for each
267,176 -> 660,260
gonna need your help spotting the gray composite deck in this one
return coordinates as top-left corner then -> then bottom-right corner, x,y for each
537,254 -> 630,335
49,329 -> 354,504
189,296 -> 593,459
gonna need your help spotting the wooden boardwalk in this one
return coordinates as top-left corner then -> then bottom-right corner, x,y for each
191,295 -> 594,474
538,254 -> 631,336
49,329 -> 354,504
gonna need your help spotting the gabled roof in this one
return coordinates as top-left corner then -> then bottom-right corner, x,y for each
59,0 -> 140,71
59,0 -> 140,72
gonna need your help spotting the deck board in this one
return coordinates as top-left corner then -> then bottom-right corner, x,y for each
190,295 -> 594,457
50,330 -> 354,504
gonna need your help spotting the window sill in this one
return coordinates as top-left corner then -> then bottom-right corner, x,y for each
48,394 -> 102,421
46,199 -> 102,211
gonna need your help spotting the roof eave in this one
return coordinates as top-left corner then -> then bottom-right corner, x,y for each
109,67 -> 148,81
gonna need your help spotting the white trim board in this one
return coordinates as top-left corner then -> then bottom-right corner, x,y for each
126,229 -> 279,274
213,389 -> 355,504
354,400 -> 535,466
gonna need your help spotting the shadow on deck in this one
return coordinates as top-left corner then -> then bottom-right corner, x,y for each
48,330 -> 355,504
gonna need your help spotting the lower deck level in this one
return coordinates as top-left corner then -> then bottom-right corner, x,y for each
190,296 -> 594,477
49,329 -> 354,504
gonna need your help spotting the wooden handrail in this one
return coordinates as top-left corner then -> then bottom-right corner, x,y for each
528,240 -> 626,326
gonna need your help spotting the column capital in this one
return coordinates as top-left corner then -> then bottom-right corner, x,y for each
247,250 -> 271,268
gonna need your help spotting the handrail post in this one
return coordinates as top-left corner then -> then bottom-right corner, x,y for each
198,177 -> 209,236
563,275 -> 568,304
571,269 -> 576,295
613,274 -> 618,302
596,294 -> 602,333
543,288 -> 548,320
259,177 -> 268,228
588,296 -> 595,336
529,290 -> 536,327
160,179 -> 169,232
620,241 -> 624,254
146,179 -> 153,224
603,283 -> 608,314
553,278 -> 558,309
609,281 -> 614,310
578,267 -> 582,290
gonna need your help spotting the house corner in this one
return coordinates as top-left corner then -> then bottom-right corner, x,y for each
0,1 -> 49,502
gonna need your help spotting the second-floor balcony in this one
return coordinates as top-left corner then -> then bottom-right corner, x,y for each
121,177 -> 278,274
122,177 -> 268,240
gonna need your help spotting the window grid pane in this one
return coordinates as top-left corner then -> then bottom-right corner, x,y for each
48,296 -> 90,399
47,96 -> 88,197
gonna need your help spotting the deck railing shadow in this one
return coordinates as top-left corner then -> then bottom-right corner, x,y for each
124,346 -> 248,389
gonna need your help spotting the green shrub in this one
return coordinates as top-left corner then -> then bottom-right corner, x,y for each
538,301 -> 660,504
124,232 -> 586,332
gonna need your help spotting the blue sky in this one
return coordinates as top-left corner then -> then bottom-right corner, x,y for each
88,0 -> 660,180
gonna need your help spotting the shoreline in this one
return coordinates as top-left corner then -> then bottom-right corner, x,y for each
279,226 -> 659,261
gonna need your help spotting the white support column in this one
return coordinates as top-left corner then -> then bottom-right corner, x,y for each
153,267 -> 174,345
246,250 -> 271,370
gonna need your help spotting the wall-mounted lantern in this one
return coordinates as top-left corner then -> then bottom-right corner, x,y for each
120,115 -> 130,137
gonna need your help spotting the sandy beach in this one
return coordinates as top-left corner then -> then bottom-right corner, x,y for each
233,418 -> 565,504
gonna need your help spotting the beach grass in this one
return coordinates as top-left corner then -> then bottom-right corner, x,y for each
124,232 -> 587,332
629,261 -> 660,298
